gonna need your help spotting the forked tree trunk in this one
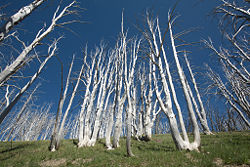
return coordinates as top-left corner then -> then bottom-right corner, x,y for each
51,55 -> 84,150
168,14 -> 200,149
145,13 -> 201,151
155,20 -> 189,142
50,55 -> 74,152
124,37 -> 140,157
184,54 -> 212,135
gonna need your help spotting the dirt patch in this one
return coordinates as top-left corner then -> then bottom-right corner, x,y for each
154,139 -> 162,143
213,158 -> 223,166
213,158 -> 250,167
185,153 -> 198,163
40,158 -> 67,167
71,158 -> 93,165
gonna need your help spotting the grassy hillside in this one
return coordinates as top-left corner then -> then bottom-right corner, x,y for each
0,132 -> 249,167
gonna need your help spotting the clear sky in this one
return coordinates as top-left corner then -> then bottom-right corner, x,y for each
1,0 -> 223,116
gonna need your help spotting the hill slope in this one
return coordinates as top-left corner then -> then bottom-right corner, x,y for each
0,132 -> 249,167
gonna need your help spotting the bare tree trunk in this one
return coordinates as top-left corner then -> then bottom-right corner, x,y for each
155,19 -> 189,142
105,105 -> 114,150
126,106 -> 134,157
78,48 -> 102,147
0,0 -> 45,43
203,0 -> 249,128
123,36 -> 140,156
151,59 -> 186,150
113,95 -> 126,148
77,53 -> 96,147
0,39 -> 58,125
89,56 -> 114,146
206,65 -> 250,127
143,12 -> 201,151
49,54 -> 74,151
0,88 -> 15,113
54,54 -> 84,150
143,63 -> 154,141
6,84 -> 39,141
0,1 -> 76,86
112,41 -> 126,148
168,14 -> 200,149
184,54 -> 212,135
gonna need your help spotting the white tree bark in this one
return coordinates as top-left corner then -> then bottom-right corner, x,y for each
89,57 -> 114,146
24,104 -> 52,141
105,104 -> 114,150
203,0 -> 249,127
141,63 -> 160,141
77,51 -> 96,147
6,84 -> 39,141
50,54 -> 74,152
112,89 -> 126,148
0,0 -> 45,43
112,35 -> 127,148
0,88 -> 15,113
0,1 -> 76,86
184,53 -> 212,134
168,14 -> 200,149
151,57 -> 186,150
57,55 -> 84,144
144,13 -> 201,151
78,47 -> 103,147
0,38 -> 58,125
6,102 -> 53,141
155,19 -> 189,142
145,16 -> 186,150
137,66 -> 146,139
125,37 -> 141,156
146,15 -> 189,142
140,65 -> 153,140
207,65 -> 250,127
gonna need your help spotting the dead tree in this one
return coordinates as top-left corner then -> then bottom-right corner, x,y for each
143,11 -> 200,151
0,0 -> 46,43
0,0 -> 78,86
204,0 -> 249,128
0,38 -> 59,125
184,53 -> 212,134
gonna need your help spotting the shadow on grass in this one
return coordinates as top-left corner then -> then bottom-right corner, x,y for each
0,143 -> 34,161
136,139 -> 176,152
0,155 -> 15,162
72,139 -> 78,146
137,144 -> 175,152
0,143 -> 32,154
105,150 -> 127,157
97,139 -> 107,147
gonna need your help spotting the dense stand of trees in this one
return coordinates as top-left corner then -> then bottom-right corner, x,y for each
0,0 -> 248,157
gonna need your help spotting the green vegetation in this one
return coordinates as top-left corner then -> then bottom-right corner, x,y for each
0,132 -> 249,167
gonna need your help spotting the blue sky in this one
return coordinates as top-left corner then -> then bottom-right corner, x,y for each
1,0 -> 223,117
